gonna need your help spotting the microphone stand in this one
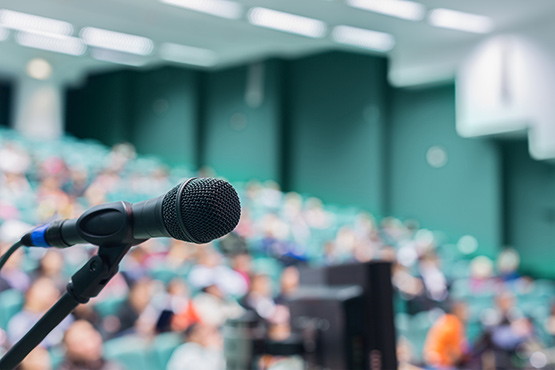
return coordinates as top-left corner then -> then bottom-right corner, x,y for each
0,242 -> 133,369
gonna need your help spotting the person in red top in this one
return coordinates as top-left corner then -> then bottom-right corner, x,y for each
166,278 -> 201,332
424,301 -> 469,369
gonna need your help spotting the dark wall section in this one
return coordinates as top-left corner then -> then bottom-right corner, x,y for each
389,85 -> 502,255
0,79 -> 13,127
202,60 -> 282,182
287,52 -> 388,215
66,70 -> 134,146
128,67 -> 198,167
502,140 -> 555,278
66,67 -> 198,166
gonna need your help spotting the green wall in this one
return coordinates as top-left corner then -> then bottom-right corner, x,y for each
286,52 -> 388,215
128,67 -> 198,167
64,52 -> 514,260
202,60 -> 282,182
502,140 -> 555,278
66,67 -> 198,166
388,85 -> 502,255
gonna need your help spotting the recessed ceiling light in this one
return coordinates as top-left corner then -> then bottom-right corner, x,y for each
26,58 -> 52,80
160,43 -> 217,67
160,0 -> 242,20
428,8 -> 493,34
16,32 -> 86,55
346,0 -> 425,21
0,9 -> 73,37
332,25 -> 395,52
247,7 -> 327,38
90,48 -> 147,67
80,27 -> 154,55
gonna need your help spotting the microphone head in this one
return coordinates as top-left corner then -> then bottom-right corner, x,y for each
161,178 -> 241,243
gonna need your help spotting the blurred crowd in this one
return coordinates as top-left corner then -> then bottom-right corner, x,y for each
0,128 -> 554,369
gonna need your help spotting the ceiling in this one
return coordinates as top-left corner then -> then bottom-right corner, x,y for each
1,0 -> 555,86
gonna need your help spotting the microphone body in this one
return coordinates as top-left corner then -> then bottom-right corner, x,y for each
21,177 -> 241,248
1,178 -> 239,370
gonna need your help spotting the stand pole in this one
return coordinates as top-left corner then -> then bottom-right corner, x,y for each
0,293 -> 79,369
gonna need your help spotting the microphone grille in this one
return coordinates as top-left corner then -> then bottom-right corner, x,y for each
162,178 -> 241,243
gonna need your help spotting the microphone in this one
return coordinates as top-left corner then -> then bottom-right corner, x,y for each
20,177 -> 241,248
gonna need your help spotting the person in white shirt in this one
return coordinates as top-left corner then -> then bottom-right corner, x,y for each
167,323 -> 225,370
192,283 -> 244,327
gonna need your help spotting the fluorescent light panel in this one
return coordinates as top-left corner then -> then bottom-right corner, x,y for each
0,26 -> 8,41
332,25 -> 395,52
428,8 -> 493,34
0,9 -> 73,36
80,27 -> 153,55
160,0 -> 242,19
248,7 -> 326,38
160,43 -> 217,67
346,0 -> 425,21
16,32 -> 86,55
91,48 -> 147,67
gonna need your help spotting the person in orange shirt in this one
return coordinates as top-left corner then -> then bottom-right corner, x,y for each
423,301 -> 469,369
167,279 -> 201,332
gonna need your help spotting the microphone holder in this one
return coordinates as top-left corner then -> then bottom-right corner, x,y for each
0,242 -> 133,369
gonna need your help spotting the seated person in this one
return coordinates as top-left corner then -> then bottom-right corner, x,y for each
8,277 -> 72,349
112,278 -> 153,336
0,274 -> 11,293
193,283 -> 244,327
18,347 -> 51,370
59,320 -> 122,370
239,274 -> 276,321
423,301 -> 469,368
167,323 -> 225,370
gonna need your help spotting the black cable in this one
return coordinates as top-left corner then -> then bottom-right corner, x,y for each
0,240 -> 23,272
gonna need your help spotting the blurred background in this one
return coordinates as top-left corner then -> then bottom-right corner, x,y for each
2,0 -> 555,369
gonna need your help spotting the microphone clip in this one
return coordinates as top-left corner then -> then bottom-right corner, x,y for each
65,202 -> 144,302
68,241 -> 133,303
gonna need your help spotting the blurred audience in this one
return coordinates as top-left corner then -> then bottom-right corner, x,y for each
0,132 -> 551,369
469,256 -> 495,294
478,292 -> 536,368
8,277 -> 72,348
230,252 -> 251,289
151,278 -> 200,333
239,274 -> 276,322
32,250 -> 66,292
0,244 -> 30,292
192,283 -> 244,327
18,347 -> 51,370
275,266 -> 299,305
0,272 -> 11,293
497,248 -> 521,283
59,320 -> 121,370
397,337 -> 422,370
418,252 -> 448,303
113,278 -> 153,336
188,246 -> 247,297
423,301 -> 469,368
545,302 -> 555,342
166,324 -> 224,370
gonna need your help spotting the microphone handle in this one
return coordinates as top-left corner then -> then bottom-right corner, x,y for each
130,195 -> 169,240
22,201 -> 143,248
